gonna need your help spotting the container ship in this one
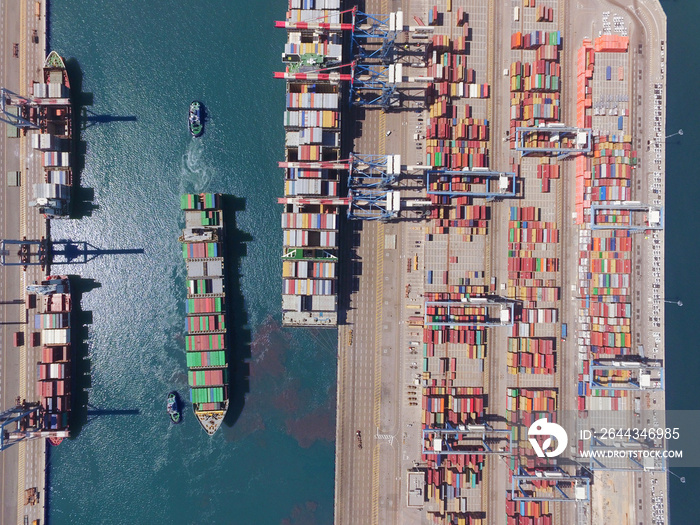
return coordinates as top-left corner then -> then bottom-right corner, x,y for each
27,276 -> 72,444
29,51 -> 73,218
179,193 -> 229,435
275,0 -> 343,327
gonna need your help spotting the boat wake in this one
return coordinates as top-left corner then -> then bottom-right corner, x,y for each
180,139 -> 212,193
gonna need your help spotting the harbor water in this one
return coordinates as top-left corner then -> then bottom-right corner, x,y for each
661,0 -> 700,518
48,1 -> 336,524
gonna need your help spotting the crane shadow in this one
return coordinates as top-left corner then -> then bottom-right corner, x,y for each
82,109 -> 137,129
46,239 -> 144,268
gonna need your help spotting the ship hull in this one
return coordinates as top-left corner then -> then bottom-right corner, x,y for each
179,194 -> 230,434
189,101 -> 203,137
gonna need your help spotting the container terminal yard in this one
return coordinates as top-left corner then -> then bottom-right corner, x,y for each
276,0 -> 669,524
0,0 -> 671,524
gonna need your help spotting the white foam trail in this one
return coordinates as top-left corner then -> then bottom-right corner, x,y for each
180,139 -> 212,193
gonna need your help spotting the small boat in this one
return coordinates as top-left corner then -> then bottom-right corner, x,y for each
189,101 -> 203,137
167,391 -> 182,424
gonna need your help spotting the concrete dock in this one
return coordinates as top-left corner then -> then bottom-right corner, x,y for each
0,1 -> 50,524
332,1 -> 669,524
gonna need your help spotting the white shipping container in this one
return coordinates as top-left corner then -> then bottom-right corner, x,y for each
311,294 -> 337,312
319,231 -> 336,247
518,323 -> 530,337
43,328 -> 69,345
285,131 -> 300,147
298,261 -> 308,278
33,83 -> 47,98
33,183 -> 70,200
282,294 -> 303,312
187,261 -> 205,277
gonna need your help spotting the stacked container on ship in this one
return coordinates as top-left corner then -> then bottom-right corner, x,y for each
29,51 -> 73,218
277,0 -> 343,327
179,193 -> 229,435
28,276 -> 72,444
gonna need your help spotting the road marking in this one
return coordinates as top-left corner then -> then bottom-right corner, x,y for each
371,442 -> 379,524
17,441 -> 25,525
373,222 -> 384,429
375,430 -> 396,446
371,221 -> 384,525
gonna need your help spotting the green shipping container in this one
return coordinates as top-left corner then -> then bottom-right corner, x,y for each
185,350 -> 226,368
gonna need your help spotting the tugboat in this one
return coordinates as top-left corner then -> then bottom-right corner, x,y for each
188,101 -> 204,137
167,391 -> 182,424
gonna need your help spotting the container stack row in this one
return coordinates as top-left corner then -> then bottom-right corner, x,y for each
511,30 -> 561,50
506,388 -> 558,449
425,22 -> 490,171
587,136 -> 636,203
576,38 -> 595,131
534,4 -> 555,22
535,159 -> 559,193
420,4 -> 494,389
34,277 -> 72,433
180,193 -> 229,413
426,120 -> 489,169
279,0 -> 341,327
422,385 -> 486,522
423,322 -> 487,360
506,207 -> 561,320
421,386 -> 485,428
427,106 -> 488,140
427,204 -> 490,237
429,170 -> 503,198
426,105 -> 489,170
429,514 -> 484,525
507,337 -> 556,375
506,494 -> 552,525
576,226 -> 633,411
29,53 -> 74,218
508,30 -> 564,147
422,292 -> 489,362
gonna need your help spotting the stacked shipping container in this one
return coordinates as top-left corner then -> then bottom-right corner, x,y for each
422,386 -> 486,522
425,29 -> 490,171
507,338 -> 555,374
576,226 -> 633,411
509,30 -> 564,147
506,494 -> 553,525
180,194 -> 229,417
34,277 -> 72,433
279,0 -> 341,326
423,295 -> 488,361
30,52 -> 74,218
506,207 -> 560,309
